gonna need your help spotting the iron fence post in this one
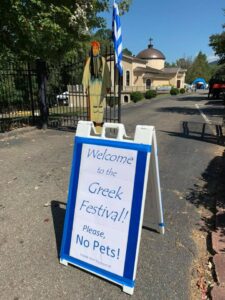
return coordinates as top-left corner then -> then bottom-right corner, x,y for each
27,62 -> 35,125
36,59 -> 48,129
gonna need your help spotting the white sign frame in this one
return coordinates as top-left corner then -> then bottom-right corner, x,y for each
60,121 -> 164,295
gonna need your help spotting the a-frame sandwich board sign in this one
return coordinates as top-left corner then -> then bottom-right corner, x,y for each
60,121 -> 164,295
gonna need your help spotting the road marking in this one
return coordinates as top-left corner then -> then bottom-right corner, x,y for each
195,103 -> 217,135
195,104 -> 211,124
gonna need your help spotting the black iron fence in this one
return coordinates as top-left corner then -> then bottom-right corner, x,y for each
0,62 -> 39,132
0,46 -> 121,133
46,57 -> 89,130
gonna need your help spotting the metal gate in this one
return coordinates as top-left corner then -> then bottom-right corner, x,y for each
0,62 -> 39,132
46,46 -> 121,130
0,46 -> 121,133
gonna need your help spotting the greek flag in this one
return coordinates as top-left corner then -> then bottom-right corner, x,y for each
113,1 -> 123,75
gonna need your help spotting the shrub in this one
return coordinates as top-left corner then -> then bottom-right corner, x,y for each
180,88 -> 185,94
170,87 -> 179,95
130,91 -> 144,103
145,90 -> 157,99
106,96 -> 118,107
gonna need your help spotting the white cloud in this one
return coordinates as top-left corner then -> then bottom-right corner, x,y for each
207,54 -> 219,63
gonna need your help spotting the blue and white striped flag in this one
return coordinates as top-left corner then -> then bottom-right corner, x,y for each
113,1 -> 123,76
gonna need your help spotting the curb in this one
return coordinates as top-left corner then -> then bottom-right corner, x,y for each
213,255 -> 225,285
212,229 -> 225,253
0,126 -> 38,140
211,209 -> 225,299
211,286 -> 225,300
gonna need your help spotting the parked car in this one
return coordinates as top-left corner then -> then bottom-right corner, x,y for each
156,86 -> 171,92
56,91 -> 69,105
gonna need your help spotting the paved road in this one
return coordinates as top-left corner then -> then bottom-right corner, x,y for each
0,92 -> 224,299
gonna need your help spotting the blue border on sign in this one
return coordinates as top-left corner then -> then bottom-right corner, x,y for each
60,136 -> 150,288
75,136 -> 151,153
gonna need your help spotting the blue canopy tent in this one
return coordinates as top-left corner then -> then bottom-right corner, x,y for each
192,78 -> 207,89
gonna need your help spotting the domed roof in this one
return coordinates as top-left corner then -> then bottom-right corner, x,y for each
137,40 -> 165,60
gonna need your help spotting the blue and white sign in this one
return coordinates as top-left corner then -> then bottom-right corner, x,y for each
70,143 -> 138,276
60,121 -> 164,295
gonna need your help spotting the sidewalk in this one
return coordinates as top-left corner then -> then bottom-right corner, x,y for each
211,151 -> 225,299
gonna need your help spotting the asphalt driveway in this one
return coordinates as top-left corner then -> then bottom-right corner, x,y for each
0,92 -> 224,299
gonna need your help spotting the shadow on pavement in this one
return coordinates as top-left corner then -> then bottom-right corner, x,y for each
205,100 -> 224,106
51,200 -> 66,258
50,198 -> 160,259
157,105 -> 225,119
176,95 -> 208,102
186,150 -> 225,253
157,106 -> 200,115
160,130 -> 220,145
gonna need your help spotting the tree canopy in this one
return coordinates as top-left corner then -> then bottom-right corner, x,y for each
0,0 -> 132,62
176,57 -> 192,70
165,57 -> 192,69
185,52 -> 212,83
123,48 -> 133,56
165,61 -> 177,68
92,28 -> 113,51
209,9 -> 225,64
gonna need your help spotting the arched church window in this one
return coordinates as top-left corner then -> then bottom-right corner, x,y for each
126,71 -> 130,86
146,79 -> 151,90
124,95 -> 129,103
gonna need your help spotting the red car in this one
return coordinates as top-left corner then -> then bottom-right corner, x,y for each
208,80 -> 225,100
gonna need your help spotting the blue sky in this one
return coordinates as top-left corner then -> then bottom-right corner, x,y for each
102,0 -> 224,63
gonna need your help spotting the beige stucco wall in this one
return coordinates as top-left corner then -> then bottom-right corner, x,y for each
123,60 -> 145,90
109,56 -> 186,94
123,60 -> 133,87
133,75 -> 145,87
169,76 -> 177,87
151,79 -> 170,87
132,61 -> 146,70
107,61 -> 116,88
169,73 -> 186,88
178,73 -> 186,88
121,93 -> 131,104
131,62 -> 146,87
123,60 -> 133,72
146,59 -> 165,70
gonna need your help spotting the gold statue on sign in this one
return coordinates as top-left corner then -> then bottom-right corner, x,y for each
82,41 -> 111,133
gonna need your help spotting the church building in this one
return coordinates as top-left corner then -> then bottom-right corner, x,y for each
120,39 -> 186,103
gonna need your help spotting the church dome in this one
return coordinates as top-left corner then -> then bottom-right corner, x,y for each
137,40 -> 166,60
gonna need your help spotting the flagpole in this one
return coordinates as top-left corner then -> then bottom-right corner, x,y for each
113,0 -> 116,124
112,0 -> 122,124
118,68 -> 122,124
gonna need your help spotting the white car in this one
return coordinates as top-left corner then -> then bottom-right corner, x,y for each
56,91 -> 69,105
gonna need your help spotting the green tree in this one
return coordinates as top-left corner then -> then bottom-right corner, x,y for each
92,28 -> 113,51
123,48 -> 133,56
176,57 -> 193,70
165,58 -> 193,69
209,9 -> 225,64
0,0 -> 132,63
165,61 -> 177,67
0,69 -> 24,111
185,51 -> 211,83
